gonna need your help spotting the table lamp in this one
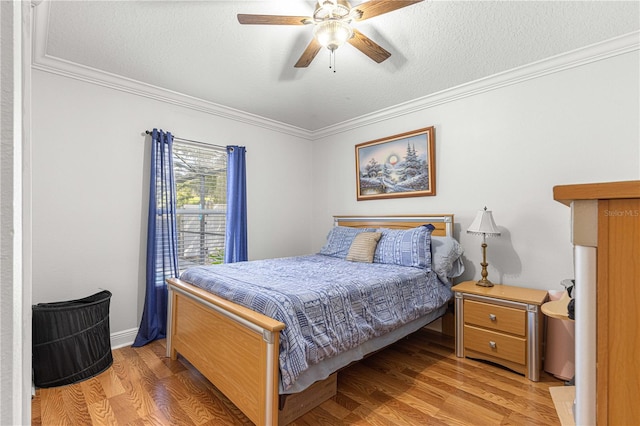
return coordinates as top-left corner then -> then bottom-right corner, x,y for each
467,207 -> 501,287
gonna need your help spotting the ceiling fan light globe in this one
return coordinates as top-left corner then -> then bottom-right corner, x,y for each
313,20 -> 353,51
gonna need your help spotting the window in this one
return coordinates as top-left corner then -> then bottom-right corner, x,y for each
173,141 -> 227,271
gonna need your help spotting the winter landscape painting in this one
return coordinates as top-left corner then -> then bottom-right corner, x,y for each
355,127 -> 435,201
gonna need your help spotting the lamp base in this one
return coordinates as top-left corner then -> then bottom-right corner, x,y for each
476,244 -> 494,287
475,278 -> 494,287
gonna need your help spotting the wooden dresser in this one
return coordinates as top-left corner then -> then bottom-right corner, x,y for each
553,180 -> 640,425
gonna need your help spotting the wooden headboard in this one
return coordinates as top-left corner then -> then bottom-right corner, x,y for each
334,215 -> 454,237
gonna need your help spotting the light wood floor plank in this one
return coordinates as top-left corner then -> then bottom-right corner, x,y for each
137,344 -> 175,380
61,384 -> 93,425
39,387 -> 75,426
318,398 -> 352,420
177,394 -> 216,425
97,365 -> 127,399
32,328 -> 563,425
358,355 -> 447,412
291,405 -> 341,425
80,376 -> 108,406
86,399 -> 118,425
341,363 -> 443,417
129,408 -> 172,426
108,393 -> 144,425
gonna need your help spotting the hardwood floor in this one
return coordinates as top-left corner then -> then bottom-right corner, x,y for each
32,328 -> 563,425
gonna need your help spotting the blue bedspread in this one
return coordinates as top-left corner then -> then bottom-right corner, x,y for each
179,254 -> 452,391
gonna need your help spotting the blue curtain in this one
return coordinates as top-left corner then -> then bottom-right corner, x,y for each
224,145 -> 248,263
133,129 -> 179,347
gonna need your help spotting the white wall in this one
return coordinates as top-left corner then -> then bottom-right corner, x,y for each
31,71 -> 313,336
311,51 -> 640,292
31,49 -> 639,341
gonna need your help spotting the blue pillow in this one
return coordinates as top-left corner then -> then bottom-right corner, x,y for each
374,224 -> 435,269
319,226 -> 376,259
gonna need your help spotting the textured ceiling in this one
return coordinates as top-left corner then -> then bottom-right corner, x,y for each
39,1 -> 639,132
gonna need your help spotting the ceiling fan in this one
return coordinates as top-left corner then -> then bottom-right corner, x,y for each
237,0 -> 423,69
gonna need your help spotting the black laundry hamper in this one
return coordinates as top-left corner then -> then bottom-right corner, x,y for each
32,290 -> 113,388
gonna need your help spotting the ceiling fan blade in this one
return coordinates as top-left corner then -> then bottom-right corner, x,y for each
237,14 -> 310,25
294,38 -> 323,68
351,0 -> 423,21
348,28 -> 391,63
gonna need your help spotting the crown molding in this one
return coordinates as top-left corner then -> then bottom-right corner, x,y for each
312,30 -> 640,140
32,1 -> 639,142
31,1 -> 314,141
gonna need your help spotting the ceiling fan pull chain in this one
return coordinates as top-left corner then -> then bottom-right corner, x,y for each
330,50 -> 337,73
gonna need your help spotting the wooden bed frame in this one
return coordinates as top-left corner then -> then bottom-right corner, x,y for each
166,214 -> 454,425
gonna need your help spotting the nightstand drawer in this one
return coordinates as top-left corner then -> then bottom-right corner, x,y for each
464,325 -> 526,365
464,299 -> 525,336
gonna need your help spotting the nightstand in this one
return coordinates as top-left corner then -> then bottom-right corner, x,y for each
452,280 -> 548,381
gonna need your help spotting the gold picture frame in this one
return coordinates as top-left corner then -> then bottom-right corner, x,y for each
355,126 -> 436,201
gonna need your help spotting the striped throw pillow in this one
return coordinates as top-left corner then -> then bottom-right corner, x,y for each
346,232 -> 382,263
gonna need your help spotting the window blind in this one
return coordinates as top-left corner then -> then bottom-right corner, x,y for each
173,141 -> 227,270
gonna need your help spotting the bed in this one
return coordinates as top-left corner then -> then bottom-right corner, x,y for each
166,215 -> 463,425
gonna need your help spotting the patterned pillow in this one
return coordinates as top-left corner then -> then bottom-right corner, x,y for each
319,226 -> 377,259
346,232 -> 382,263
373,224 -> 435,269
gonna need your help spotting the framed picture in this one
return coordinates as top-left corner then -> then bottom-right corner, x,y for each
355,126 -> 435,201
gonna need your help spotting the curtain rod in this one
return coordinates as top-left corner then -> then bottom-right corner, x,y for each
144,130 -> 226,150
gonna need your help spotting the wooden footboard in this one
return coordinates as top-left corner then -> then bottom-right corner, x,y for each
166,278 -> 285,425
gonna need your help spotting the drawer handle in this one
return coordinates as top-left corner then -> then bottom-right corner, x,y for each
489,314 -> 497,321
489,341 -> 497,349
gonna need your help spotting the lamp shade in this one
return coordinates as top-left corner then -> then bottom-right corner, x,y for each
467,208 -> 501,236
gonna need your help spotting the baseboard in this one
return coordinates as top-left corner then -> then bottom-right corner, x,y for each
110,328 -> 137,349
